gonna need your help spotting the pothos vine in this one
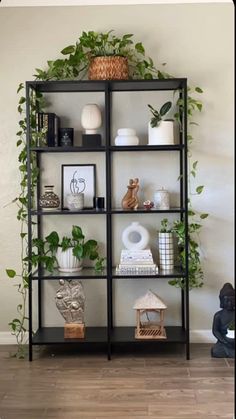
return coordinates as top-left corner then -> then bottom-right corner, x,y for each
5,30 -> 207,358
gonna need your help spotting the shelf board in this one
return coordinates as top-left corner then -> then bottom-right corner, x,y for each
30,146 -> 106,153
111,207 -> 185,214
32,326 -> 186,345
32,267 -> 107,280
27,78 -> 186,93
31,209 -> 107,215
110,144 -> 184,152
111,327 -> 187,343
27,80 -> 107,93
112,267 -> 185,279
32,327 -> 107,345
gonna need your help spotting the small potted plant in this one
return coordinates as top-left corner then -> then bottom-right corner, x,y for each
32,225 -> 104,273
148,101 -> 174,145
158,218 -> 174,271
226,320 -> 235,339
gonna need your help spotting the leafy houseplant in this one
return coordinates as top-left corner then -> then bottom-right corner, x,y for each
32,225 -> 104,273
148,102 -> 172,128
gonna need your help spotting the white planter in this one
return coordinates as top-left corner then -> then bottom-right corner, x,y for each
148,121 -> 174,145
66,193 -> 84,211
158,232 -> 174,270
226,330 -> 235,339
81,104 -> 102,134
56,248 -> 83,272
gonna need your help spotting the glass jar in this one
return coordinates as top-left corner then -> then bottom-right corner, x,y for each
39,185 -> 60,210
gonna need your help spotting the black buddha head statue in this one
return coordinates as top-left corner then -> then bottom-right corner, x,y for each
219,283 -> 235,311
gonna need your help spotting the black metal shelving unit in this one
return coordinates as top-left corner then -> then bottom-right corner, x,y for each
26,79 -> 189,361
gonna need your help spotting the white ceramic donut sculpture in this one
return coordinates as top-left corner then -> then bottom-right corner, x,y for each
122,222 -> 150,250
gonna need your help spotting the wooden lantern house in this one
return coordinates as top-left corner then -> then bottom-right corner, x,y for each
133,289 -> 167,339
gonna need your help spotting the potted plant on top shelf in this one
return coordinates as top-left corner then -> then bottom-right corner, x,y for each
32,225 -> 104,273
148,101 -> 174,145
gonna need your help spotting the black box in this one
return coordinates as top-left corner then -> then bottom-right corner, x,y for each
82,134 -> 102,148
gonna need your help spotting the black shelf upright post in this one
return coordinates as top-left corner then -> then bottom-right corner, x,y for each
183,79 -> 189,360
179,88 -> 185,332
26,82 -> 33,361
105,81 -> 112,360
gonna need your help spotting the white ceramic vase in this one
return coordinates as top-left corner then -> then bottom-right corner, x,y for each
158,232 -> 174,270
66,193 -> 84,211
115,128 -> 139,146
122,222 -> 150,250
148,121 -> 174,145
56,248 -> 83,272
81,104 -> 102,134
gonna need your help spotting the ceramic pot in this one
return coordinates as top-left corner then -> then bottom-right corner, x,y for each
39,185 -> 60,211
158,232 -> 174,270
148,120 -> 174,145
56,248 -> 83,272
81,104 -> 102,134
115,128 -> 139,146
66,193 -> 84,211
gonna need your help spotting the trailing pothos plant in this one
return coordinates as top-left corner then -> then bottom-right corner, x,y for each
6,29 -> 206,357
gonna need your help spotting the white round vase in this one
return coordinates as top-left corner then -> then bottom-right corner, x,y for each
148,121 -> 174,145
122,222 -> 150,250
56,248 -> 83,272
81,104 -> 102,134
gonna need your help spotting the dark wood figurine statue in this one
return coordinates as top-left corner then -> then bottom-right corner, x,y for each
211,282 -> 235,358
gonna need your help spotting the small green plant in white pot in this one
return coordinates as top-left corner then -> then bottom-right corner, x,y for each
32,225 -> 104,273
226,320 -> 235,339
148,101 -> 174,145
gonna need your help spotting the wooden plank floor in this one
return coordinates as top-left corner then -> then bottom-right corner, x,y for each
0,344 -> 234,419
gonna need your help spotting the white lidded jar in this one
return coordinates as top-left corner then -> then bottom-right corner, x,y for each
115,128 -> 139,146
153,188 -> 170,210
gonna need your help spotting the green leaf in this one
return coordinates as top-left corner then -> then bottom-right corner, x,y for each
17,83 -> 24,94
160,101 -> 172,117
61,45 -> 75,55
73,244 -> 83,259
45,231 -> 59,248
195,87 -> 203,93
196,185 -> 204,194
135,42 -> 145,55
6,269 -> 16,278
200,213 -> 209,219
19,96 -> 26,105
72,225 -> 84,241
193,161 -> 198,170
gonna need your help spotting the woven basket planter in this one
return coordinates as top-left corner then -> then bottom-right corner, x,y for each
88,56 -> 129,80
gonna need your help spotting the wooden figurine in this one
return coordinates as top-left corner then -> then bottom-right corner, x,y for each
133,290 -> 167,339
121,178 -> 139,210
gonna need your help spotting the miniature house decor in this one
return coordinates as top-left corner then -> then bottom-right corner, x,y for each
55,279 -> 85,339
133,290 -> 167,339
81,103 -> 102,147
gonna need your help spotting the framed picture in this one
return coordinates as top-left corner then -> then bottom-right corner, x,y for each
61,164 -> 96,209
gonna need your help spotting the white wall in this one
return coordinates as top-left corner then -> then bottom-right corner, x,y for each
0,3 -> 234,338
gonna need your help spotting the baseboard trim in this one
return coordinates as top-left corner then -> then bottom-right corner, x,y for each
0,330 -> 215,344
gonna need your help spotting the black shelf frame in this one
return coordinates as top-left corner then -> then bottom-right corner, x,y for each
26,78 -> 188,361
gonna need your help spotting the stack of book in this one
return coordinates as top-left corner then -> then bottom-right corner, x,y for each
36,112 -> 60,147
116,249 -> 158,275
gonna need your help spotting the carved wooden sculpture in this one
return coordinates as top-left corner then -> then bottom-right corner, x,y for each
122,178 -> 139,210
